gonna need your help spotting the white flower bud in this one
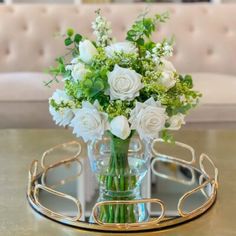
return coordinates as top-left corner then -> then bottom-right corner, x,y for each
110,115 -> 131,140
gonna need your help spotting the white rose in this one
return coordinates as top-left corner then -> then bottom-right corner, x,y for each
105,41 -> 138,58
129,97 -> 167,140
107,64 -> 143,101
49,90 -> 74,127
168,113 -> 185,130
158,59 -> 176,89
110,115 -> 131,140
79,40 -> 98,64
70,101 -> 109,142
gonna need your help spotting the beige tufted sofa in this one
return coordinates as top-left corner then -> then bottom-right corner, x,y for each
0,3 -> 236,128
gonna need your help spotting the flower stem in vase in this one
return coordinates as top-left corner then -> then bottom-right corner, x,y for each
99,133 -> 137,223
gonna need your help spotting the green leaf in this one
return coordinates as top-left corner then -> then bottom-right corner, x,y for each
137,38 -> 145,46
183,75 -> 193,88
161,130 -> 174,143
64,37 -> 73,46
155,12 -> 170,23
67,28 -> 74,37
145,41 -> 156,50
94,80 -> 104,91
83,79 -> 93,88
74,34 -> 82,43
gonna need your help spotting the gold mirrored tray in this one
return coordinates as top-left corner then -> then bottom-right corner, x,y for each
27,140 -> 218,232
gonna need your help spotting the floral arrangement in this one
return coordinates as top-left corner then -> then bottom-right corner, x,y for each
47,9 -> 201,224
48,10 -> 200,143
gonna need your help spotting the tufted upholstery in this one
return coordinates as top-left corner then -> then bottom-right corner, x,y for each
0,3 -> 235,128
0,3 -> 236,74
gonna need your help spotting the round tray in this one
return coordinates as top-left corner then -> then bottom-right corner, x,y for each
27,139 -> 218,232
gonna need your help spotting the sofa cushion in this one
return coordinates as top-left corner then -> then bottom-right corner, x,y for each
0,72 -> 62,101
0,72 -> 62,128
186,73 -> 236,122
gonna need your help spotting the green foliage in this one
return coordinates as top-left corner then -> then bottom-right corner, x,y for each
67,28 -> 74,37
47,10 -> 201,138
179,74 -> 193,89
106,100 -> 135,119
65,32 -> 82,47
161,130 -> 174,143
49,98 -> 76,111
78,67 -> 109,100
126,12 -> 169,47
74,34 -> 82,43
45,57 -> 66,87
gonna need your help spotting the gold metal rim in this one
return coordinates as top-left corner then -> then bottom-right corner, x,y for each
27,140 -> 218,232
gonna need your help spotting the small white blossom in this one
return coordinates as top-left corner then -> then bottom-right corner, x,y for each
163,42 -> 173,57
168,113 -> 185,130
129,98 -> 167,140
147,41 -> 174,62
66,58 -> 89,82
70,101 -> 109,142
107,65 -> 143,101
49,90 -> 74,127
71,63 -> 89,82
92,10 -> 113,47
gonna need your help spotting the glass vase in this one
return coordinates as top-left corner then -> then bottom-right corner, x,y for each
87,132 -> 151,224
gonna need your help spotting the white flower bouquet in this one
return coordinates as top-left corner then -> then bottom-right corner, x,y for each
47,9 -> 201,224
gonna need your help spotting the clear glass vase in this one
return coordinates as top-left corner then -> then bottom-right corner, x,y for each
87,132 -> 151,224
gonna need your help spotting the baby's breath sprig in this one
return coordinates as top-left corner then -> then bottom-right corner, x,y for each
106,100 -> 135,120
92,9 -> 113,47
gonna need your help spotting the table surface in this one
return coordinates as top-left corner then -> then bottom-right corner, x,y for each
0,129 -> 236,236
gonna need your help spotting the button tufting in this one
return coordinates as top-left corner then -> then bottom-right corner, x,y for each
74,8 -> 80,14
207,48 -> 214,56
7,6 -> 14,13
54,25 -> 61,33
22,24 -> 28,32
188,25 -> 195,33
223,26 -> 232,35
39,48 -> 45,56
121,25 -> 126,31
41,7 -> 47,14
202,7 -> 208,14
5,48 -> 10,56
